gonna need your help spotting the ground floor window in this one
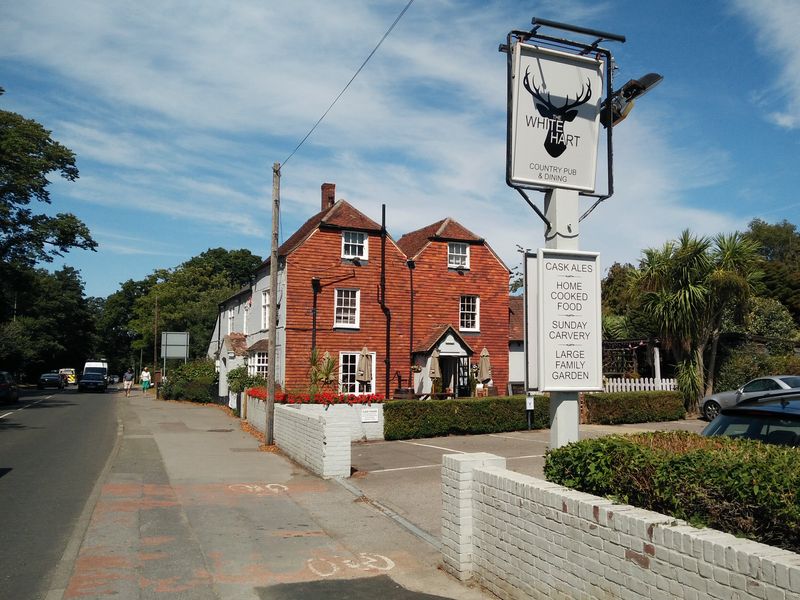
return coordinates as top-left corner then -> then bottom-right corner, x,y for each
249,352 -> 268,377
339,351 -> 374,394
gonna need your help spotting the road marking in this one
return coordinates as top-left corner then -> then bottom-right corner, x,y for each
368,463 -> 441,473
489,433 -> 549,443
398,440 -> 465,453
0,397 -> 45,418
507,454 -> 545,460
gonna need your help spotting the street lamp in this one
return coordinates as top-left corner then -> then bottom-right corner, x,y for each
601,72 -> 664,128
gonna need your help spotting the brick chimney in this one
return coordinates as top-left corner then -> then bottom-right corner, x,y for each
321,183 -> 336,211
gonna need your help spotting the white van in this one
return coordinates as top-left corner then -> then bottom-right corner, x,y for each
83,360 -> 109,383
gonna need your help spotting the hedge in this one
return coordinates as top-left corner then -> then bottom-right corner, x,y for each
161,360 -> 217,403
715,346 -> 800,393
544,432 -> 800,553
583,391 -> 685,424
383,396 -> 549,440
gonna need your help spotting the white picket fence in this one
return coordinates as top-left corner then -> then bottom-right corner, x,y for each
603,377 -> 677,393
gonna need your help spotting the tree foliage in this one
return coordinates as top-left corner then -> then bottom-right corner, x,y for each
634,230 -> 762,411
0,267 -> 97,380
0,88 -> 96,269
126,248 -> 261,361
745,219 -> 800,326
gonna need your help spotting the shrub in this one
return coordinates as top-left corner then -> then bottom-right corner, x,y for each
715,345 -> 800,392
162,359 -> 217,403
544,431 -> 800,553
583,391 -> 685,424
383,396 -> 549,440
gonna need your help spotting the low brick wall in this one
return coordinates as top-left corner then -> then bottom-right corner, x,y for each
273,404 -> 350,479
442,453 -> 800,600
244,399 -> 383,441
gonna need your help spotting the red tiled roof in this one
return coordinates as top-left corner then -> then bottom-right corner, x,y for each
397,218 -> 483,259
225,333 -> 248,357
259,200 -> 384,268
247,338 -> 270,353
509,296 -> 524,341
412,323 -> 474,355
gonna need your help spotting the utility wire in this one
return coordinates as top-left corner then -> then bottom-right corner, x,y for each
281,0 -> 415,167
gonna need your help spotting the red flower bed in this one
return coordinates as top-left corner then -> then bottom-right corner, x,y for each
245,387 -> 384,406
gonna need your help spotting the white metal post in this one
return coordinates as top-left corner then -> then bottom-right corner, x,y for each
544,188 -> 581,448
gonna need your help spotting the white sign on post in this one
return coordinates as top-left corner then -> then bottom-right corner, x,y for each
523,251 -> 538,391
537,249 -> 602,391
510,43 -> 604,192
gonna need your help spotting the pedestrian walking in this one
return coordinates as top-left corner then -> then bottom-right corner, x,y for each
123,368 -> 134,397
140,367 -> 151,394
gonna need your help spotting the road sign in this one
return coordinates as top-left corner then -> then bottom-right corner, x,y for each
161,331 -> 189,360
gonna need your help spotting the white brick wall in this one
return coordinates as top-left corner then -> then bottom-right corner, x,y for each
442,452 -> 800,600
245,400 -> 383,441
273,404 -> 350,479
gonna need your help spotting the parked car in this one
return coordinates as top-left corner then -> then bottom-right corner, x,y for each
699,375 -> 800,421
0,371 -> 19,403
702,392 -> 800,447
78,372 -> 107,393
38,372 -> 65,390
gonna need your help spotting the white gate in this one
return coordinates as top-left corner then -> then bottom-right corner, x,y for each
603,377 -> 676,393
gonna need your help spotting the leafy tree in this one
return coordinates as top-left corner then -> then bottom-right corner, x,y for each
0,88 -> 96,271
602,262 -> 637,316
634,230 -> 762,411
722,296 -> 799,355
744,219 -> 800,326
95,278 -> 155,375
0,266 -> 97,380
128,248 -> 261,360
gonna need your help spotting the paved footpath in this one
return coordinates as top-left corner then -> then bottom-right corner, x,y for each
50,393 -> 492,600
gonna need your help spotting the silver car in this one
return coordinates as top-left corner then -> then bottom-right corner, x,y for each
700,375 -> 800,421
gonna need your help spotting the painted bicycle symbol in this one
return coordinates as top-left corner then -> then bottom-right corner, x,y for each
307,553 -> 395,577
227,483 -> 288,496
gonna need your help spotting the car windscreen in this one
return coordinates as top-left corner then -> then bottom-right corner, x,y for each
703,413 -> 800,446
82,374 -> 104,381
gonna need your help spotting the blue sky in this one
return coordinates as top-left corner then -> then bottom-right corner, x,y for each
2,0 -> 799,298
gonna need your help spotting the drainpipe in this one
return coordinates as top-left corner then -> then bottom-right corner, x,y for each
311,277 -> 321,351
407,259 -> 415,389
380,204 -> 391,398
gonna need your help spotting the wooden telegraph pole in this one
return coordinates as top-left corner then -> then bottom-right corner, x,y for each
266,162 -> 280,445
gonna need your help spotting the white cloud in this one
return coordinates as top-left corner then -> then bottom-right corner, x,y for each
731,0 -> 800,130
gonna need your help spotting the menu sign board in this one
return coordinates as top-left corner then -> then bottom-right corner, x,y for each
537,249 -> 602,391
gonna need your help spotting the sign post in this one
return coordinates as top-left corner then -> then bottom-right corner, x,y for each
504,19 -> 624,448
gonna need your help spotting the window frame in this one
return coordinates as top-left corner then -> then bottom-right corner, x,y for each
334,288 -> 360,329
448,242 -> 470,269
261,290 -> 269,331
227,307 -> 235,334
341,230 -> 369,260
339,351 -> 375,394
248,351 -> 268,377
459,295 -> 480,332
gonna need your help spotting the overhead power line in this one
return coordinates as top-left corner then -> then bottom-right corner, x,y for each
281,0 -> 415,167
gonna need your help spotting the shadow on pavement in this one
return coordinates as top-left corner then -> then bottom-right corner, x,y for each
257,575 -> 455,600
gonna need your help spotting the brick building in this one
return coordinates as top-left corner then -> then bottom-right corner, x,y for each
208,183 -> 510,401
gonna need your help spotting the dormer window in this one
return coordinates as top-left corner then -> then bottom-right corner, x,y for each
448,242 -> 469,269
342,231 -> 368,260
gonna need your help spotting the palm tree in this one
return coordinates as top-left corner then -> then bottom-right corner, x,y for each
634,230 -> 761,412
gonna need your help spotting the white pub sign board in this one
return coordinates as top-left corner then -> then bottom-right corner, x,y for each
536,249 -> 602,392
510,43 -> 603,192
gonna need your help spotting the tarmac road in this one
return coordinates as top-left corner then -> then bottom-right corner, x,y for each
0,387 -> 119,600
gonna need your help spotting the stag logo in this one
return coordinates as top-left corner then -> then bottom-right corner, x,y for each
523,67 -> 592,158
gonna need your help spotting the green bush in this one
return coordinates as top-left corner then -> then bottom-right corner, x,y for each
715,345 -> 800,392
383,396 -> 549,440
226,365 -> 267,394
583,391 -> 685,424
544,432 -> 800,553
162,359 -> 217,403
